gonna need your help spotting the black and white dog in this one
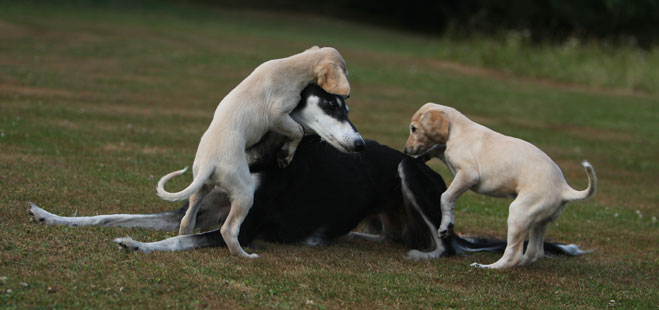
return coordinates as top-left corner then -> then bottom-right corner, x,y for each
28,85 -> 588,260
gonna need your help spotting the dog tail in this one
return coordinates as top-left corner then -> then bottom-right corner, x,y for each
562,161 -> 597,202
156,167 -> 212,201
447,234 -> 593,257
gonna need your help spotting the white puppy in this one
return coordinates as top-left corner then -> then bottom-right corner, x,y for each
404,103 -> 596,268
156,47 -> 355,258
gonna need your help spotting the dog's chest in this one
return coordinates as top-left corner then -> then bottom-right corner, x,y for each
442,152 -> 458,175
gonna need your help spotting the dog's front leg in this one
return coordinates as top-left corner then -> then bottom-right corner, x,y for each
271,115 -> 304,168
438,171 -> 477,238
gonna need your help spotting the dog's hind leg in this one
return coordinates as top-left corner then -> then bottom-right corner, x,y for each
178,184 -> 213,235
472,196 -> 534,269
520,220 -> 549,266
28,202 -> 185,232
115,229 -> 225,253
347,232 -> 387,242
219,165 -> 259,258
115,201 -> 261,254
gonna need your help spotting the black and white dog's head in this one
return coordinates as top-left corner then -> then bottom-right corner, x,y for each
292,84 -> 365,153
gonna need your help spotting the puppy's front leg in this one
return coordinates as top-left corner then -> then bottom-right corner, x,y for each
271,115 -> 304,168
438,171 -> 477,238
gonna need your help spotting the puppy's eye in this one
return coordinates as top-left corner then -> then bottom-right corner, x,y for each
411,126 -> 416,133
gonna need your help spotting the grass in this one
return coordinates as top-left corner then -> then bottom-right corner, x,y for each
0,1 -> 657,309
435,32 -> 659,95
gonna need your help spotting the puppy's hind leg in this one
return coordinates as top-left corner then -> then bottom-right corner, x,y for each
179,184 -> 212,235
519,220 -> 549,266
219,165 -> 259,258
472,197 -> 533,269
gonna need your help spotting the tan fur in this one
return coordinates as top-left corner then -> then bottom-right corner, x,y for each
421,110 -> 449,143
404,103 -> 597,268
156,47 -> 350,258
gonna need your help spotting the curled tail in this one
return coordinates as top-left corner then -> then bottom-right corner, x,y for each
562,161 -> 597,202
156,166 -> 213,201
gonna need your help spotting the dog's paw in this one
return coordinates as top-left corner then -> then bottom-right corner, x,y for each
470,262 -> 491,269
243,253 -> 260,259
277,149 -> 291,168
406,249 -> 444,261
438,223 -> 454,239
27,202 -> 53,224
113,237 -> 150,253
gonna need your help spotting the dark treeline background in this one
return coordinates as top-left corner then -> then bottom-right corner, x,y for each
207,0 -> 659,48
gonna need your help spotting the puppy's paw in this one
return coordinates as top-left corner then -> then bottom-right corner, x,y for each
438,223 -> 454,239
241,252 -> 259,259
277,149 -> 291,168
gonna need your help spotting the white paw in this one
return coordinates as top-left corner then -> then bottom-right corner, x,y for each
245,253 -> 259,259
470,262 -> 491,269
406,249 -> 443,261
113,237 -> 151,253
27,202 -> 54,224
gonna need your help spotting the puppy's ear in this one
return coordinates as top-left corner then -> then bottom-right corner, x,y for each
316,61 -> 350,96
421,110 -> 450,143
304,46 -> 320,52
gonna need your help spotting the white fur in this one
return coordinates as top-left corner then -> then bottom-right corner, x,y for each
156,47 -> 351,258
113,236 -> 199,253
28,202 -> 180,231
291,95 -> 363,152
405,103 -> 597,268
398,163 -> 446,261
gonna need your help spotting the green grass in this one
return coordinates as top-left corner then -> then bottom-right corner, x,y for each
1,1 -> 658,309
434,31 -> 659,95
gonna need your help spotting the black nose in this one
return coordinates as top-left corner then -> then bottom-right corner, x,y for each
353,139 -> 365,152
403,147 -> 409,154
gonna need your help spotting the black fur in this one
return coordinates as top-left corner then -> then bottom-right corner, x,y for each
175,136 -> 581,257
31,84 -> 585,259
294,84 -> 350,124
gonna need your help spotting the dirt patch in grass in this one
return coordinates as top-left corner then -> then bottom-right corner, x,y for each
0,83 -> 83,99
98,142 -> 172,155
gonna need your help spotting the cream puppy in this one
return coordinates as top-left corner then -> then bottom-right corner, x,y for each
157,47 -> 351,258
404,103 -> 596,268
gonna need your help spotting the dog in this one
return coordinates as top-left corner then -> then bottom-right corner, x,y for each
28,90 -> 588,261
28,136 -> 588,260
156,47 -> 364,258
404,103 -> 596,268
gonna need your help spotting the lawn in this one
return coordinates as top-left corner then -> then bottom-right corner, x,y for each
1,1 -> 657,309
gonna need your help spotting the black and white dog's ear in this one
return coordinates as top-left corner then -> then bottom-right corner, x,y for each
304,46 -> 320,52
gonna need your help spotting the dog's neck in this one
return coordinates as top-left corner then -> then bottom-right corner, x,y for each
443,108 -> 478,145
